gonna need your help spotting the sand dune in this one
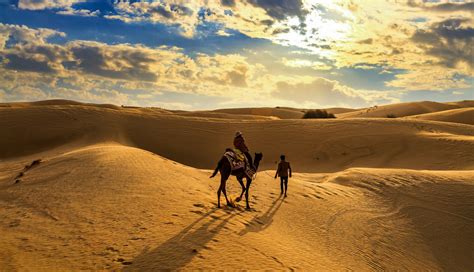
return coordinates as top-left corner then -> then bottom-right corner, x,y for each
212,107 -> 357,119
0,99 -> 122,110
209,101 -> 472,120
323,107 -> 358,114
1,101 -> 473,270
407,107 -> 474,125
213,107 -> 306,119
447,100 -> 474,108
1,103 -> 473,172
172,111 -> 276,120
1,144 -> 472,270
337,100 -> 471,119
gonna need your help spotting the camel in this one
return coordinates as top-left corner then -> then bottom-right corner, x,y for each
210,152 -> 263,209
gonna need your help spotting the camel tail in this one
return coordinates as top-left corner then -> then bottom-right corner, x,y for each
210,157 -> 223,178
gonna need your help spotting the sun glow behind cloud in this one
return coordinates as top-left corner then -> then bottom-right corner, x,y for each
271,0 -> 353,58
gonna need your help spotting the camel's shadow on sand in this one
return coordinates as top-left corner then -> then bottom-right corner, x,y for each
126,208 -> 239,270
126,197 -> 284,270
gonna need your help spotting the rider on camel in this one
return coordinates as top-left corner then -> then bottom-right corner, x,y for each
233,131 -> 254,171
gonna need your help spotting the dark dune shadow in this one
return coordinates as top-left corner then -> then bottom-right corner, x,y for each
126,208 -> 239,270
239,196 -> 284,236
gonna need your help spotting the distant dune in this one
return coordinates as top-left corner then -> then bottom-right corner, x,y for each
172,111 -> 276,120
0,99 -> 122,110
213,107 -> 305,119
1,102 -> 473,171
337,100 -> 472,119
323,107 -> 358,114
407,108 -> 474,125
211,106 -> 357,119
447,100 -> 474,108
0,100 -> 473,270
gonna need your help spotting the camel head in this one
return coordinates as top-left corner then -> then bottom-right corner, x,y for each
254,152 -> 263,169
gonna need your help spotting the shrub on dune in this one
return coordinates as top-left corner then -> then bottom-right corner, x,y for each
302,109 -> 336,119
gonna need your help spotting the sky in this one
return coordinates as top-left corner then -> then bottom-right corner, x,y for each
0,0 -> 472,110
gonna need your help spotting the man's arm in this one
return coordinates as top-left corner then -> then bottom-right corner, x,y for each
275,163 -> 281,178
288,163 -> 292,178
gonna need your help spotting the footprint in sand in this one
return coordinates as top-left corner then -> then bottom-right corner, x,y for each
105,246 -> 119,253
190,210 -> 204,215
13,159 -> 42,184
115,258 -> 132,265
9,220 -> 21,227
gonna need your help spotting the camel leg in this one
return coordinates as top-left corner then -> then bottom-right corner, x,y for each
218,171 -> 230,208
217,183 -> 222,208
244,177 -> 252,209
222,184 -> 231,206
236,177 -> 246,202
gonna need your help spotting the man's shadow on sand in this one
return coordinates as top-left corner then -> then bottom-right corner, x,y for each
238,195 -> 285,236
126,208 -> 240,270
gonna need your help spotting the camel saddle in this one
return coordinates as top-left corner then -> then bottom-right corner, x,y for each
224,148 -> 255,178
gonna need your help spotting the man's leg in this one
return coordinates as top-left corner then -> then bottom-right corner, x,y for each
284,177 -> 288,197
280,177 -> 284,195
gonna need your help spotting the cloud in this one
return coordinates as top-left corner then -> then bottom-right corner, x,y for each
324,2 -> 473,94
0,24 -> 68,73
406,0 -> 474,12
110,1 -> 201,37
3,53 -> 56,73
0,23 -> 65,49
0,28 -> 264,91
67,41 -> 163,82
1,85 -> 49,101
357,38 -> 373,44
13,0 -> 310,43
0,68 -> 142,105
56,8 -> 100,17
3,0 -> 474,109
272,77 -> 398,108
221,0 -> 236,7
411,18 -> 474,70
386,67 -> 471,91
1,40 -> 162,81
0,23 -> 276,105
18,0 -> 81,10
280,57 -> 332,70
247,0 -> 306,20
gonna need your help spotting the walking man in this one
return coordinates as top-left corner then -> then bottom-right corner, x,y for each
275,155 -> 292,197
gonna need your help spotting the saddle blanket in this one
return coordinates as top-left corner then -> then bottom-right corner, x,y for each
224,150 -> 245,171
